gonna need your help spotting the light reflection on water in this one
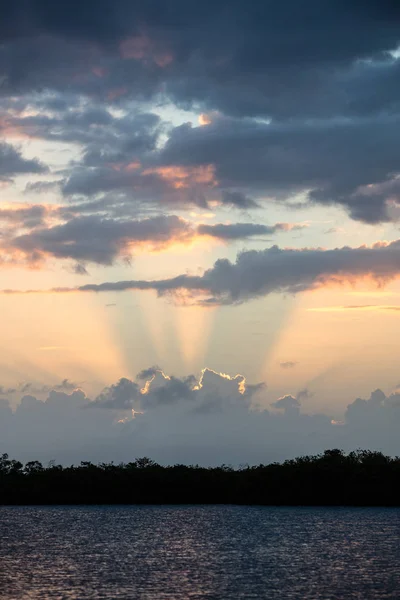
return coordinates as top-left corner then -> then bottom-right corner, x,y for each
0,505 -> 399,599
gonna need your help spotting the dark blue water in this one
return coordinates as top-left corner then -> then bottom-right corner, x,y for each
0,506 -> 399,599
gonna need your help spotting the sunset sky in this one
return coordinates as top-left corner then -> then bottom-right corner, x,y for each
1,1 -> 400,464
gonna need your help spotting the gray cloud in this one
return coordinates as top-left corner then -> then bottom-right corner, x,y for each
33,106 -> 400,223
1,0 -> 400,122
2,73 -> 399,223
8,109 -> 162,158
220,191 -> 259,209
0,3 -> 400,222
2,2 -> 400,466
10,214 -> 193,265
197,222 -> 306,240
18,108 -> 400,223
0,205 -> 48,228
136,366 -> 162,381
272,389 -> 310,415
28,110 -> 400,222
90,378 -> 140,410
0,366 -> 400,465
12,238 -> 400,305
0,143 -> 47,180
272,394 -> 300,415
0,379 -> 79,397
140,371 -> 198,410
1,212 -> 304,267
158,115 -> 400,223
25,180 -> 62,194
90,368 -> 252,413
73,263 -> 89,275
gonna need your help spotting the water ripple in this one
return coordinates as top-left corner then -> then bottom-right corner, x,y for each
0,506 -> 399,599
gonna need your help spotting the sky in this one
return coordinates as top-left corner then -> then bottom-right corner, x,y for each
1,0 -> 400,465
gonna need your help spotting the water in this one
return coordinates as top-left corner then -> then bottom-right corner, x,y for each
0,506 -> 399,599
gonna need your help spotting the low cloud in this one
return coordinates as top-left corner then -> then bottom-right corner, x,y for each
271,388 -> 310,415
0,143 -> 47,180
0,205 -> 48,228
8,238 -> 400,305
136,366 -> 162,381
2,3 -> 400,224
75,239 -> 400,304
10,214 -> 194,265
0,210 -> 304,267
197,222 -> 306,240
90,377 -> 140,409
0,367 -> 399,465
0,379 -> 80,397
272,394 -> 300,414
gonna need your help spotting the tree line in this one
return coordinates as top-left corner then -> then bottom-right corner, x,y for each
0,449 -> 399,505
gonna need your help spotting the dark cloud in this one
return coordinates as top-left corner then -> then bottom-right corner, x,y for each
73,263 -> 89,275
45,379 -> 78,392
90,378 -> 140,410
0,205 -> 48,228
2,2 -> 400,465
20,238 -> 400,305
197,222 -> 305,240
221,191 -> 259,209
16,110 -> 400,222
90,368 -> 251,413
0,379 -> 79,396
1,3 -> 400,222
342,388 -> 400,452
0,143 -> 47,180
7,109 -> 161,156
157,116 -> 400,223
141,371 -> 198,410
1,1 -> 400,121
9,105 -> 400,222
25,180 -> 62,195
1,211 -> 305,267
10,214 -> 193,265
272,394 -> 300,415
1,366 -> 400,465
136,366 -> 162,381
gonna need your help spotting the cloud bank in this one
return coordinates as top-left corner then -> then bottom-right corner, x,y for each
0,208 -> 304,268
0,367 -> 399,466
7,239 -> 400,304
1,1 -> 400,223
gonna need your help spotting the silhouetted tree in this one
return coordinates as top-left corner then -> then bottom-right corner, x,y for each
0,450 -> 399,506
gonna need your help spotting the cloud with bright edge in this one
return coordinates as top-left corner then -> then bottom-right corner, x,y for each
6,239 -> 400,304
0,367 -> 400,466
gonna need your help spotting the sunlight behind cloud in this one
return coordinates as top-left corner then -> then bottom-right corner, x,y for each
174,305 -> 217,372
3,0 -> 400,462
0,293 -> 128,397
263,284 -> 400,412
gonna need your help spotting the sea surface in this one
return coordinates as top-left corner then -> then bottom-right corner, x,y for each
0,505 -> 399,599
